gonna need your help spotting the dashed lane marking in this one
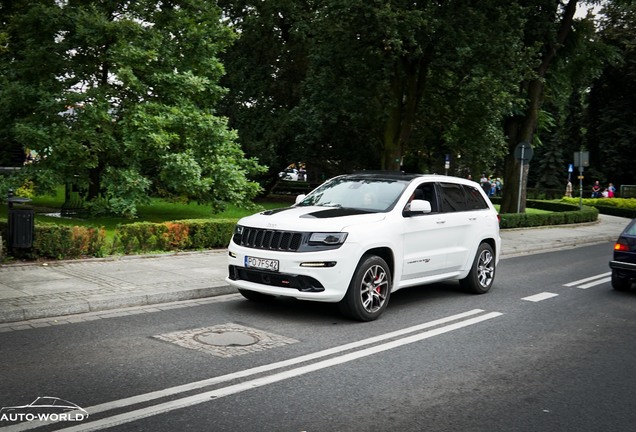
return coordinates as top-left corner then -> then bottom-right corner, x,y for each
522,292 -> 559,302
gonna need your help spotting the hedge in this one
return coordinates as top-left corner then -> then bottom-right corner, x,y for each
561,197 -> 636,219
110,219 -> 236,254
0,221 -> 106,260
1,219 -> 236,260
495,199 -> 599,229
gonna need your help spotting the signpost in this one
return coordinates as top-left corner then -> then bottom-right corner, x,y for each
574,151 -> 589,209
514,142 -> 534,213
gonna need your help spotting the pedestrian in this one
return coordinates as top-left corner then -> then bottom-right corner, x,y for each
607,183 -> 616,198
480,174 -> 490,195
565,180 -> 573,198
591,181 -> 601,198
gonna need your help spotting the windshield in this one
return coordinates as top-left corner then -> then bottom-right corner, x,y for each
296,177 -> 408,212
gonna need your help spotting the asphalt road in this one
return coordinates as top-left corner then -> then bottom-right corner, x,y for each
1,242 -> 635,432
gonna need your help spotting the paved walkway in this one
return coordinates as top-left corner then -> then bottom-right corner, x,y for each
0,214 -> 630,327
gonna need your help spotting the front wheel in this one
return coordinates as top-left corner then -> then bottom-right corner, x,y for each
460,243 -> 496,294
339,255 -> 392,321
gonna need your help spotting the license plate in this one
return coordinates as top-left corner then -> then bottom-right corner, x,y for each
245,256 -> 279,272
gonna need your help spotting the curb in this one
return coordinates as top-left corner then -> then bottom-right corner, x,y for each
0,284 -> 237,324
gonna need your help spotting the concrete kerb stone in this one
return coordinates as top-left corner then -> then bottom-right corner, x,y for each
22,299 -> 91,321
0,305 -> 25,323
0,284 -> 239,324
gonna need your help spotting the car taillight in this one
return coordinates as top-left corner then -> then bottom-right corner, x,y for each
614,241 -> 630,252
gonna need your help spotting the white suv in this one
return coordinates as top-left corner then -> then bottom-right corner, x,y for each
227,172 -> 501,321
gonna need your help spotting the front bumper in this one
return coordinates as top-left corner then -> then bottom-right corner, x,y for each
225,243 -> 360,302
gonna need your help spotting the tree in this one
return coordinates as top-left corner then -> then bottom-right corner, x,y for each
499,0 -> 580,213
218,0 -> 313,186
586,0 -> 636,191
291,0 -> 527,175
1,0 -> 264,216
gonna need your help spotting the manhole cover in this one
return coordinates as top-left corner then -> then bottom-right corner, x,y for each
195,331 -> 258,346
153,323 -> 298,358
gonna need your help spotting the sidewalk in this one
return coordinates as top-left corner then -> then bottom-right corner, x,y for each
0,214 -> 630,326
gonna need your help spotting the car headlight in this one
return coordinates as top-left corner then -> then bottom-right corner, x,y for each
309,232 -> 348,245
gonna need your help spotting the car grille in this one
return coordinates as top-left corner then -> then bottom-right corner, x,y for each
234,228 -> 304,252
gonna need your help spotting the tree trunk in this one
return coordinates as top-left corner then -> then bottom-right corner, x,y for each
87,164 -> 103,201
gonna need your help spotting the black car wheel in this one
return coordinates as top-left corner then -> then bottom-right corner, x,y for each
339,255 -> 391,321
611,270 -> 632,291
460,243 -> 496,294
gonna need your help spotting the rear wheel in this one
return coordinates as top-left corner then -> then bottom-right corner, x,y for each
611,270 -> 631,291
238,289 -> 276,302
339,255 -> 392,321
460,243 -> 496,294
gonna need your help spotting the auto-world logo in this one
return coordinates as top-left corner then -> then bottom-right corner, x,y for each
0,396 -> 88,424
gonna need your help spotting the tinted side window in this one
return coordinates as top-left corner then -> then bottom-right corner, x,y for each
439,182 -> 466,212
463,185 -> 489,210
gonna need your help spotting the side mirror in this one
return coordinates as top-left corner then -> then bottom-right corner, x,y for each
295,194 -> 306,205
404,199 -> 432,216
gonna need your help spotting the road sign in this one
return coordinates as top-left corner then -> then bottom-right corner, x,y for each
573,151 -> 589,168
514,142 -> 534,163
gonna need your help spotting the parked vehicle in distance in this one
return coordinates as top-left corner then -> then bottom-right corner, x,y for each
226,172 -> 501,321
278,168 -> 299,181
609,218 -> 636,291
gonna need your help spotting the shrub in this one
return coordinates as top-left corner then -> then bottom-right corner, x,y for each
0,221 -> 106,260
561,197 -> 636,218
27,224 -> 105,259
111,219 -> 235,254
499,200 -> 598,229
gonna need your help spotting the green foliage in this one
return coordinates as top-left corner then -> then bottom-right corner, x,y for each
111,219 -> 235,254
499,201 -> 598,229
0,222 -> 107,260
1,0 -> 265,217
534,139 -> 567,190
585,0 -> 636,190
561,197 -> 636,218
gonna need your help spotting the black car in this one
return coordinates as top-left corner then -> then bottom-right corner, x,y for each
609,218 -> 636,291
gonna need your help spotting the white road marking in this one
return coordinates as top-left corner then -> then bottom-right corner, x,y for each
563,272 -> 611,287
522,292 -> 559,302
56,312 -> 503,432
578,277 -> 611,289
2,309 -> 493,432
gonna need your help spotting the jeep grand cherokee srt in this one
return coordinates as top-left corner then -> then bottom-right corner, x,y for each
227,172 -> 501,321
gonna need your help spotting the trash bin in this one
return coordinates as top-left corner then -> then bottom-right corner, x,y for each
7,190 -> 34,249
